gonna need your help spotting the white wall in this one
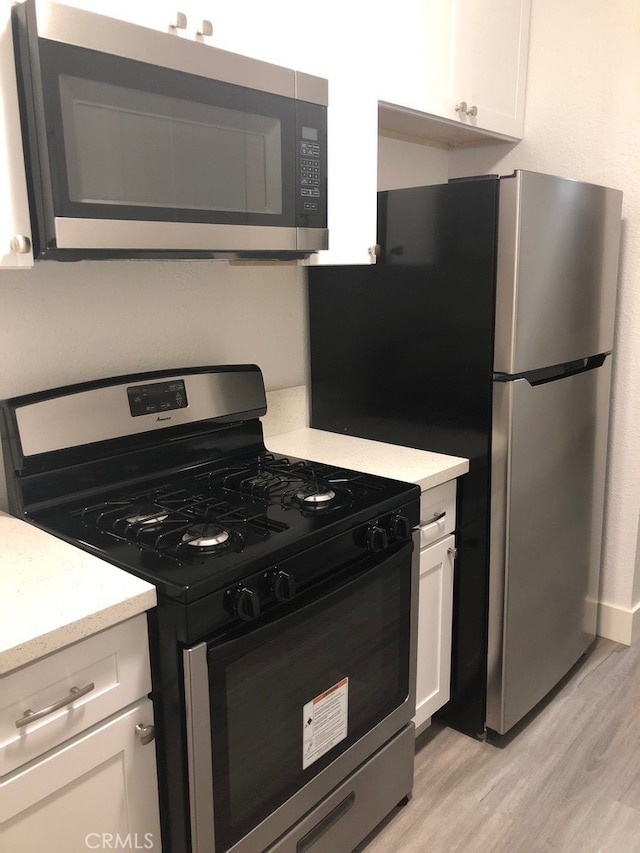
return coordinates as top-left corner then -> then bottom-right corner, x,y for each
0,261 -> 308,507
448,0 -> 640,641
378,134 -> 449,190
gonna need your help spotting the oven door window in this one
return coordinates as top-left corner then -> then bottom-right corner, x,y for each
39,41 -> 295,226
207,546 -> 412,852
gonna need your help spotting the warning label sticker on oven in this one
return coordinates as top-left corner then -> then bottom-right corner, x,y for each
302,677 -> 348,770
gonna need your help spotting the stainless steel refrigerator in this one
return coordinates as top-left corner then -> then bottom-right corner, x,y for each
307,170 -> 623,736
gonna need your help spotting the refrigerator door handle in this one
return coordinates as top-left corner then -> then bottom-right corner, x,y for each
493,353 -> 608,387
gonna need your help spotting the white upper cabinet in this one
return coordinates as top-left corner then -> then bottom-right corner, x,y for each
187,1 -> 325,75
48,0 -> 185,33
377,0 -> 531,142
60,1 -> 326,73
312,83 -> 379,266
1,0 -> 33,268
304,5 -> 379,266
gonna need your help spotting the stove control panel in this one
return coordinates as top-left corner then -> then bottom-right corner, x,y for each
127,379 -> 188,418
214,504 -> 417,629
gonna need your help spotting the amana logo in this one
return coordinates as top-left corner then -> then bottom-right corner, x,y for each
156,415 -> 171,422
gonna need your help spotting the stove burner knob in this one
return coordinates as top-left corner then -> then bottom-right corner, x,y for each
389,514 -> 412,541
271,570 -> 296,602
366,524 -> 389,553
229,586 -> 261,621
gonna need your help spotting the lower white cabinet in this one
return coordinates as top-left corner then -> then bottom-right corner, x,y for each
0,615 -> 161,852
414,480 -> 457,734
414,534 -> 455,733
0,698 -> 160,852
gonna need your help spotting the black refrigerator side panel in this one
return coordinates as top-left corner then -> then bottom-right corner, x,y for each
308,178 -> 499,736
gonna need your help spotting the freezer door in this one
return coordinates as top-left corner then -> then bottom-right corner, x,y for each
486,357 -> 611,734
494,171 -> 622,374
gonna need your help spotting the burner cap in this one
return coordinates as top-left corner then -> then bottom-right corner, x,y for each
182,524 -> 231,549
126,503 -> 170,526
296,488 -> 337,506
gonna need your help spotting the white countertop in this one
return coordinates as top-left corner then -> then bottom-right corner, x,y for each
265,428 -> 469,492
0,512 -> 156,675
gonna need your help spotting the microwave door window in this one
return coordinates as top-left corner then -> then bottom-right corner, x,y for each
58,75 -> 283,217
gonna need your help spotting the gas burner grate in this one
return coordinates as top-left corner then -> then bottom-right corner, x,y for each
74,483 -> 288,563
202,454 -> 385,511
198,464 -> 297,499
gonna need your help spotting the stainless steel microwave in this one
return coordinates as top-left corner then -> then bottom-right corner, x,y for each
11,0 -> 328,260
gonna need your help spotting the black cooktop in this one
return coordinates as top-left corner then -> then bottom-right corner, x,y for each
27,451 -> 419,603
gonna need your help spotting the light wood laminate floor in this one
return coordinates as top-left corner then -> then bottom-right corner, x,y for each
357,637 -> 640,852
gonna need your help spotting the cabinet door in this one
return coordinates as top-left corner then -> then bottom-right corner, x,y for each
0,699 -> 161,853
49,0 -> 183,33
1,0 -> 33,268
54,1 -> 328,75
310,83 -> 378,266
308,5 -> 378,266
419,0 -> 530,139
414,534 -> 455,732
377,0 -> 530,141
196,1 -> 327,75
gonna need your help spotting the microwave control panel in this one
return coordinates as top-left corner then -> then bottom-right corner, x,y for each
295,102 -> 327,227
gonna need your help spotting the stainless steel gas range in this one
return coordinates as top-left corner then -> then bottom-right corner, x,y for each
0,365 -> 420,852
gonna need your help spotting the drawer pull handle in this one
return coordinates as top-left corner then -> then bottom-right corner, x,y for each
15,682 -> 95,729
418,510 -> 446,532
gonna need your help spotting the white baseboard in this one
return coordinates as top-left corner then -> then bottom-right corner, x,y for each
597,600 -> 640,646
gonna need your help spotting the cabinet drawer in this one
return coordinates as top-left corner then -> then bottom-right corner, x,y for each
419,480 -> 457,547
0,615 -> 151,776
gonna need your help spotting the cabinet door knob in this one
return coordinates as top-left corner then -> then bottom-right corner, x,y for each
196,19 -> 213,37
455,102 -> 478,117
448,547 -> 458,559
10,234 -> 31,254
169,11 -> 187,31
135,723 -> 156,745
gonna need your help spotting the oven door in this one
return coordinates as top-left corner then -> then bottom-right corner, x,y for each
13,0 -> 327,258
183,537 -> 418,853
